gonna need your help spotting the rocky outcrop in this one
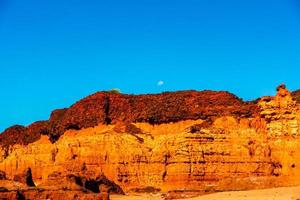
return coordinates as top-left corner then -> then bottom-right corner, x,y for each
0,121 -> 47,148
0,90 -> 259,145
0,85 -> 300,199
259,84 -> 299,136
0,125 -> 37,147
0,166 -> 122,199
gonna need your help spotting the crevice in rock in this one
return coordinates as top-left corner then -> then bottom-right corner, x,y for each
51,147 -> 58,162
25,168 -> 35,187
104,95 -> 112,125
48,133 -> 60,144
162,152 -> 171,182
16,190 -> 25,200
85,179 -> 99,193
65,124 -> 80,130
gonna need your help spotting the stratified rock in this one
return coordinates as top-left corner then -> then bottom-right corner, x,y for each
0,90 -> 259,145
0,85 -> 300,198
259,84 -> 299,136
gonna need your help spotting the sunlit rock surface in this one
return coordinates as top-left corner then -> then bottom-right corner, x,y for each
0,85 -> 300,199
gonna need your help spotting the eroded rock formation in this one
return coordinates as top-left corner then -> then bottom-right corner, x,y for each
0,90 -> 258,145
0,85 -> 300,199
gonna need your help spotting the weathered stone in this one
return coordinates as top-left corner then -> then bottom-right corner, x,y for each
0,170 -> 6,180
13,168 -> 35,187
1,90 -> 259,145
0,85 -> 300,199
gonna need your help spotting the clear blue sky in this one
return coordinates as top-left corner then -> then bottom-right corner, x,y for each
1,0 -> 300,132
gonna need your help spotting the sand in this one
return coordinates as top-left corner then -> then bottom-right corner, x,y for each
185,186 -> 300,200
111,186 -> 300,200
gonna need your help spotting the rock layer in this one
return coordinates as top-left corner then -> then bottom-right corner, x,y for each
0,90 -> 258,145
0,85 -> 300,199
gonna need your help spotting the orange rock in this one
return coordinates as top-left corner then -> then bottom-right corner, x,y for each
0,85 -> 299,198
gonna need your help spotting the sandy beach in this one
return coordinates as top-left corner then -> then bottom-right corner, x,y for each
111,186 -> 300,200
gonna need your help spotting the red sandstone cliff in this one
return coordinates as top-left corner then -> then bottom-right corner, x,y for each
0,85 -> 299,199
0,90 -> 258,146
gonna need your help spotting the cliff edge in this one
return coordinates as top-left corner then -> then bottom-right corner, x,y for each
0,85 -> 299,199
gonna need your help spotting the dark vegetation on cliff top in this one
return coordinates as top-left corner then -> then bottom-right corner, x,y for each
1,89 -> 281,147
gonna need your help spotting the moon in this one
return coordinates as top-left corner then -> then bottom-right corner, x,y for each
157,81 -> 164,86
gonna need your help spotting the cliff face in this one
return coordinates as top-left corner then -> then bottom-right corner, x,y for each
0,85 -> 300,198
0,90 -> 258,145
